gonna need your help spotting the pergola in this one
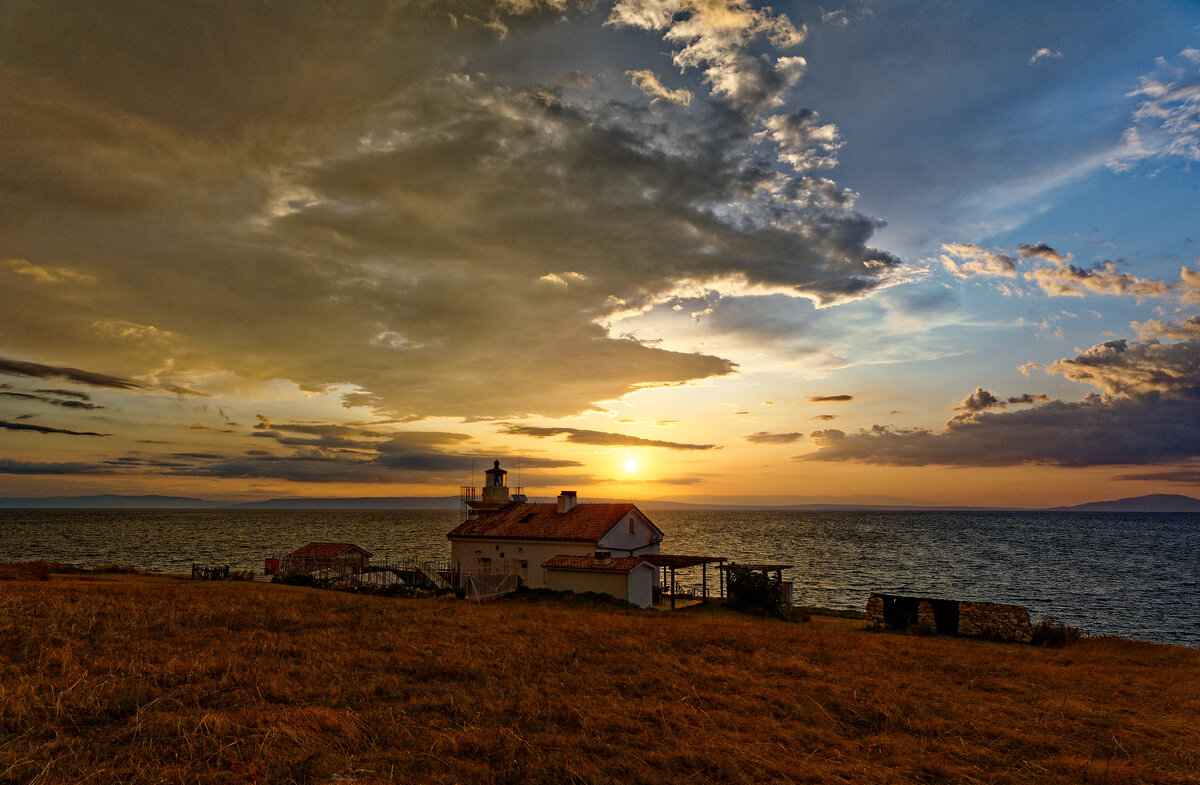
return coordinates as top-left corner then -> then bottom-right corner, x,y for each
717,562 -> 794,604
642,554 -> 727,609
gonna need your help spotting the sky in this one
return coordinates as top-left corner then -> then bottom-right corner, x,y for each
1,0 -> 1198,507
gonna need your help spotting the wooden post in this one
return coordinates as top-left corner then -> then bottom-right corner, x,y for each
702,562 -> 708,601
670,566 -> 676,610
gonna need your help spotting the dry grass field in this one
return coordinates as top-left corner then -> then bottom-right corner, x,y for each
1,564 -> 1198,784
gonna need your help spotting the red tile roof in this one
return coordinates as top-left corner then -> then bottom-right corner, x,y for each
287,542 -> 372,559
542,555 -> 651,573
447,502 -> 643,542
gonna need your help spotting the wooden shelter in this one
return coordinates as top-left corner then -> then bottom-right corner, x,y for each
281,542 -> 372,577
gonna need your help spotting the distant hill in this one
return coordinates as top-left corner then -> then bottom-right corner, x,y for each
2,492 -> 1196,512
1050,494 -> 1200,513
0,494 -> 220,509
233,496 -> 461,510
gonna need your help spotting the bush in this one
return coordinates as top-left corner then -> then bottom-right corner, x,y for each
1031,615 -> 1082,648
726,565 -> 789,619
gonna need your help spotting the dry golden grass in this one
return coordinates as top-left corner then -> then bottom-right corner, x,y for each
1,569 -> 1197,784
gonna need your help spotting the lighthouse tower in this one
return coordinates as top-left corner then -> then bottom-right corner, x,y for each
481,460 -> 510,505
462,459 -> 519,520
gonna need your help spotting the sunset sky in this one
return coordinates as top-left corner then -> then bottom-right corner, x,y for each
2,0 -> 1198,507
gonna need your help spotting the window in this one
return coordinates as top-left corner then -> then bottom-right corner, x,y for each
628,517 -> 635,535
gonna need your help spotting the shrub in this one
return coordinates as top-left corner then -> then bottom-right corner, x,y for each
1031,615 -> 1082,648
726,565 -> 789,619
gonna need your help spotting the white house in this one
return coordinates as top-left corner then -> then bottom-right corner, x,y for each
447,461 -> 664,603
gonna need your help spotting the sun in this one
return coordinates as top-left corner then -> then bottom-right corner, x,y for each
623,458 -> 639,474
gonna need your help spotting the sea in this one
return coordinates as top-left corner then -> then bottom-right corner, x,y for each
1,508 -> 1197,648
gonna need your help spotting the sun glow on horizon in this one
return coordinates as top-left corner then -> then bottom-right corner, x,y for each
624,458 -> 639,474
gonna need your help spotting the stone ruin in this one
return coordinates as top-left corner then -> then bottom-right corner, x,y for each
866,592 -> 1033,643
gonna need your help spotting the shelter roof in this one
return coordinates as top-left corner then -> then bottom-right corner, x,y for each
541,555 -> 651,573
447,502 -> 643,542
287,542 -> 372,559
722,562 -> 792,571
642,554 -> 726,567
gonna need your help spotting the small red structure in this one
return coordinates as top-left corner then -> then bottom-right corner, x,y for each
263,558 -> 280,576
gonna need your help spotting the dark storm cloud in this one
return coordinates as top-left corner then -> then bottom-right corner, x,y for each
501,425 -> 717,451
806,336 -> 1200,468
0,0 -> 901,421
808,394 -> 853,402
0,419 -> 107,436
0,459 -> 113,475
1113,464 -> 1200,484
807,395 -> 1200,467
0,390 -> 100,409
744,431 -> 803,444
0,357 -> 140,390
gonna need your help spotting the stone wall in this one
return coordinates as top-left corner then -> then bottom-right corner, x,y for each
958,601 -> 1033,643
866,594 -> 885,630
865,592 -> 1033,643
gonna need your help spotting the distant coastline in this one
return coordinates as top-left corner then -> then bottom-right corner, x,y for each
2,492 -> 1198,513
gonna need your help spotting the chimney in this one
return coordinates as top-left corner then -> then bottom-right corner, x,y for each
593,550 -> 611,566
557,490 -> 577,514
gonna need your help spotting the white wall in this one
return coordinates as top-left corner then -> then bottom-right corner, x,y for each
542,564 -> 658,608
544,568 -> 642,606
450,539 -> 595,588
626,564 -> 657,608
598,511 -> 661,556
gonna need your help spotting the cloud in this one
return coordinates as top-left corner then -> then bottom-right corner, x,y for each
1108,49 -> 1200,171
1029,48 -> 1062,65
939,243 -> 1018,279
744,431 -> 803,444
0,357 -> 141,390
0,0 -> 901,422
1133,315 -> 1200,341
808,394 -> 852,402
805,335 -> 1200,468
952,388 -> 1049,414
764,109 -> 841,171
0,459 -> 114,475
34,388 -> 91,401
1181,266 -> 1200,304
1025,261 -> 1172,299
0,419 -> 107,437
1015,242 -> 1068,264
626,69 -> 692,106
953,387 -> 1002,412
2,258 -> 95,285
805,391 -> 1200,467
501,424 -> 717,450
1045,338 -> 1200,397
1113,463 -> 1200,485
0,390 -> 101,409
608,0 -> 807,116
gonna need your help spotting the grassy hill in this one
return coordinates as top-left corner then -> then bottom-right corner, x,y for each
1,567 -> 1197,784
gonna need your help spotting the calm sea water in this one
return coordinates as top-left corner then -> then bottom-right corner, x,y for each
1,508 -> 1197,647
